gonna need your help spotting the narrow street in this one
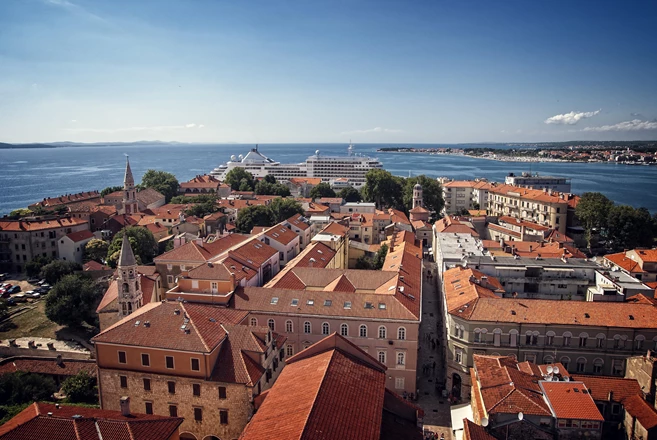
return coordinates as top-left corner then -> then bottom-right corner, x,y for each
417,261 -> 453,439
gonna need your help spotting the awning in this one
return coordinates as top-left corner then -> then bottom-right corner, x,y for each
450,403 -> 474,440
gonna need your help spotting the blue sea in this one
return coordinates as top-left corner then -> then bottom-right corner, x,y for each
1,143 -> 656,215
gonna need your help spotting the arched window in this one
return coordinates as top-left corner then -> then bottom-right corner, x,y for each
579,332 -> 589,348
304,321 -> 311,334
250,317 -> 257,327
576,357 -> 587,373
544,355 -> 554,364
474,328 -> 481,343
285,320 -> 293,333
398,327 -> 406,340
359,325 -> 368,338
509,329 -> 518,347
562,332 -> 572,347
560,356 -> 571,371
596,333 -> 606,348
123,283 -> 129,293
593,358 -> 604,374
493,328 -> 502,347
397,352 -> 405,366
378,351 -> 386,364
322,322 -> 330,335
546,331 -> 555,346
268,319 -> 275,331
614,334 -> 623,349
286,344 -> 294,357
635,335 -> 646,350
340,323 -> 349,336
378,326 -> 387,339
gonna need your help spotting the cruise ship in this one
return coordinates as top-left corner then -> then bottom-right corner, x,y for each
209,144 -> 383,189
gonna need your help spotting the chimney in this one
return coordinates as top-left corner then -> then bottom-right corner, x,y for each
56,354 -> 63,366
120,396 -> 131,416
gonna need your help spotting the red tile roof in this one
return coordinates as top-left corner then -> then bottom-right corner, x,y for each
0,217 -> 88,232
228,239 -> 278,268
540,381 -> 603,421
498,216 -> 549,231
570,375 -> 642,403
29,191 -> 101,209
285,214 -> 310,231
155,234 -> 249,263
434,216 -> 479,236
623,395 -> 657,429
64,230 -> 94,243
463,419 -> 496,440
263,224 -> 299,246
0,402 -> 182,440
93,301 -> 248,352
604,251 -> 643,273
239,333 -> 387,440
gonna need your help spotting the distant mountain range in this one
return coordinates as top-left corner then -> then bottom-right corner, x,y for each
0,140 -> 186,149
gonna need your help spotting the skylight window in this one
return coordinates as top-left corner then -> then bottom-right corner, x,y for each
271,297 -> 278,305
344,301 -> 352,309
307,299 -> 314,306
324,300 -> 332,306
378,303 -> 386,310
291,299 -> 299,306
364,302 -> 373,309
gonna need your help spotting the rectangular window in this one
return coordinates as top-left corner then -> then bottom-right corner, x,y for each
193,383 -> 201,397
165,356 -> 174,369
118,351 -> 127,364
120,376 -> 128,388
218,387 -> 227,399
143,378 -> 151,391
395,377 -> 405,390
169,405 -> 177,417
194,407 -> 202,422
145,402 -> 153,415
167,381 -> 176,394
141,353 -> 150,367
191,358 -> 200,371
456,349 -> 463,364
220,409 -> 228,425
191,280 -> 199,289
167,275 -> 174,284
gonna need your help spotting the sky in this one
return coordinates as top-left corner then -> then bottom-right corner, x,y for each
1,0 -> 656,144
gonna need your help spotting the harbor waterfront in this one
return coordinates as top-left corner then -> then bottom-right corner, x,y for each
2,143 -> 657,215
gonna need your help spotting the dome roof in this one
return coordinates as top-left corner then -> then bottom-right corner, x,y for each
414,183 -> 422,190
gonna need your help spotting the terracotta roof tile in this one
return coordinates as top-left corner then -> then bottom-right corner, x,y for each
570,375 -> 642,403
263,224 -> 299,246
540,381 -> 603,421
0,217 -> 88,232
285,214 -> 310,231
623,395 -> 657,429
463,419 -> 496,440
228,239 -> 278,268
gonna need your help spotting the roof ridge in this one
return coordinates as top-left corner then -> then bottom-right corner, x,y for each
180,303 -> 210,352
298,350 -> 336,440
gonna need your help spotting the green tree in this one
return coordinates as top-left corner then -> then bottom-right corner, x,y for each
25,255 -> 52,278
100,186 -> 123,197
238,178 -> 253,192
606,205 -> 656,251
337,187 -> 362,203
263,174 -> 277,184
140,170 -> 179,203
84,239 -> 109,263
106,227 -> 157,267
575,192 -> 613,250
402,175 -> 444,215
269,198 -> 304,223
355,255 -> 374,270
45,274 -> 102,327
0,371 -> 57,405
362,169 -> 404,210
373,243 -> 389,270
309,183 -> 336,199
224,168 -> 255,191
235,205 -> 275,233
40,260 -> 81,285
254,181 -> 291,197
61,371 -> 98,404
8,208 -> 32,219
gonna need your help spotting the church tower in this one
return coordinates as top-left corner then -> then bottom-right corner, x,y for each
412,183 -> 423,209
117,234 -> 143,317
122,157 -> 139,215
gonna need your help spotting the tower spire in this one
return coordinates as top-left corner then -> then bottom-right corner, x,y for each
124,155 -> 134,188
118,233 -> 137,267
117,232 -> 142,317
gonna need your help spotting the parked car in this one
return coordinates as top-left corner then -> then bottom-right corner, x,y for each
40,284 -> 51,291
27,278 -> 40,284
0,290 -> 9,299
29,292 -> 41,299
35,286 -> 50,294
37,279 -> 46,286
0,273 -> 8,281
7,286 -> 21,294
12,294 -> 27,303
6,298 -> 16,306
1,283 -> 11,290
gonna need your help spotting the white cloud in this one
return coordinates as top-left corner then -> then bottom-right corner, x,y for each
581,119 -> 657,132
545,109 -> 601,125
340,127 -> 403,135
70,119 -> 77,123
66,123 -> 202,133
198,124 -> 205,128
42,0 -> 106,23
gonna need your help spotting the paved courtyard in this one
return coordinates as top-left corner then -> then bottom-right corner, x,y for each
417,261 -> 453,439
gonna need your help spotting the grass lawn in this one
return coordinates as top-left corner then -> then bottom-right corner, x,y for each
1,301 -> 62,340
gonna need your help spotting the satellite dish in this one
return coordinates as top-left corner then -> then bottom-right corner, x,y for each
553,366 -> 560,375
564,376 -> 570,382
546,365 -> 553,374
238,154 -> 244,160
315,149 -> 320,156
230,155 -> 236,161
518,412 -> 524,421
481,417 -> 489,427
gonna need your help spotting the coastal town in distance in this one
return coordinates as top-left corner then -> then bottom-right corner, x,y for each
2,1 -> 657,440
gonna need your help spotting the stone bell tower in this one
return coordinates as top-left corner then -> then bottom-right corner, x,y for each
412,183 -> 423,209
122,156 -> 139,215
117,234 -> 142,317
